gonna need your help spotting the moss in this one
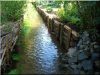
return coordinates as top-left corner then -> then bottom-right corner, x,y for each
12,53 -> 20,61
8,69 -> 19,75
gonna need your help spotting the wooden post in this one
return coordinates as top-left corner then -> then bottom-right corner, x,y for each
60,23 -> 64,46
62,25 -> 72,50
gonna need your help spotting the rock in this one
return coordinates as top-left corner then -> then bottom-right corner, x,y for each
60,64 -> 69,68
81,60 -> 93,71
80,70 -> 86,74
84,50 -> 91,57
83,31 -> 89,37
61,58 -> 68,64
94,45 -> 100,49
68,56 -> 77,63
72,51 -> 78,57
67,47 -> 76,57
92,53 -> 99,61
79,45 -> 86,50
94,60 -> 100,69
84,46 -> 89,51
91,42 -> 97,45
86,41 -> 90,45
81,31 -> 89,39
77,39 -> 83,47
69,63 -> 77,69
91,42 -> 100,52
77,63 -> 82,69
79,49 -> 83,53
90,47 -> 94,53
78,51 -> 88,61
86,70 -> 93,74
95,72 -> 100,75
73,69 -> 80,74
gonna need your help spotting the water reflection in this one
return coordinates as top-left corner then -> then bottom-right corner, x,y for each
17,3 -> 70,74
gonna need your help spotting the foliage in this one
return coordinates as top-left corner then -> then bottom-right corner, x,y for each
77,1 -> 100,29
8,69 -> 19,75
56,1 -> 100,33
1,1 -> 26,24
56,1 -> 80,25
46,7 -> 52,13
12,53 -> 20,61
57,8 -> 68,23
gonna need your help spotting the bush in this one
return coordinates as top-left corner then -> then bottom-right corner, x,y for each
56,8 -> 68,23
77,2 -> 100,29
56,2 -> 80,25
70,16 -> 80,25
1,1 -> 26,24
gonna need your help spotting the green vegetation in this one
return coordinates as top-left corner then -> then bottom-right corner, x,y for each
1,1 -> 26,24
57,2 -> 80,24
8,69 -> 19,75
77,2 -> 100,29
36,1 -> 100,33
46,7 -> 52,13
12,53 -> 20,61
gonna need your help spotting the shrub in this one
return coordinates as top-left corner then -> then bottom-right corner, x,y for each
56,8 -> 68,23
56,2 -> 81,25
70,16 -> 80,25
1,1 -> 26,24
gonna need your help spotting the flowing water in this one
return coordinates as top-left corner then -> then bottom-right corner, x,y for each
16,3 -> 70,74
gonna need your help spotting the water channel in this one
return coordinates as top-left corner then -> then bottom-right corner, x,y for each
16,3 -> 70,74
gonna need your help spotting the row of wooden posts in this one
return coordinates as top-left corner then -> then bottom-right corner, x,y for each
36,6 -> 79,50
0,19 -> 22,74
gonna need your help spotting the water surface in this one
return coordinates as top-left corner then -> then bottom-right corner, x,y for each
17,3 -> 70,74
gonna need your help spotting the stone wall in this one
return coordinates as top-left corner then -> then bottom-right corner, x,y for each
36,6 -> 79,51
0,19 -> 22,74
61,31 -> 100,74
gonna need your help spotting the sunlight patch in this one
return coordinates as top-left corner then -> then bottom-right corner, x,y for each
23,3 -> 43,28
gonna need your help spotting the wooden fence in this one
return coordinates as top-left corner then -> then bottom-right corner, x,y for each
36,6 -> 79,50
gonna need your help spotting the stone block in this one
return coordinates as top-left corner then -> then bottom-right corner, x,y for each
70,63 -> 77,69
94,60 -> 100,68
81,60 -> 93,71
67,47 -> 76,57
92,53 -> 100,61
73,69 -> 80,74
68,56 -> 77,63
78,51 -> 88,61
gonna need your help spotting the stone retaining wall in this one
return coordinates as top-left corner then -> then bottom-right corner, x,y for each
36,6 -> 79,50
0,19 -> 22,74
